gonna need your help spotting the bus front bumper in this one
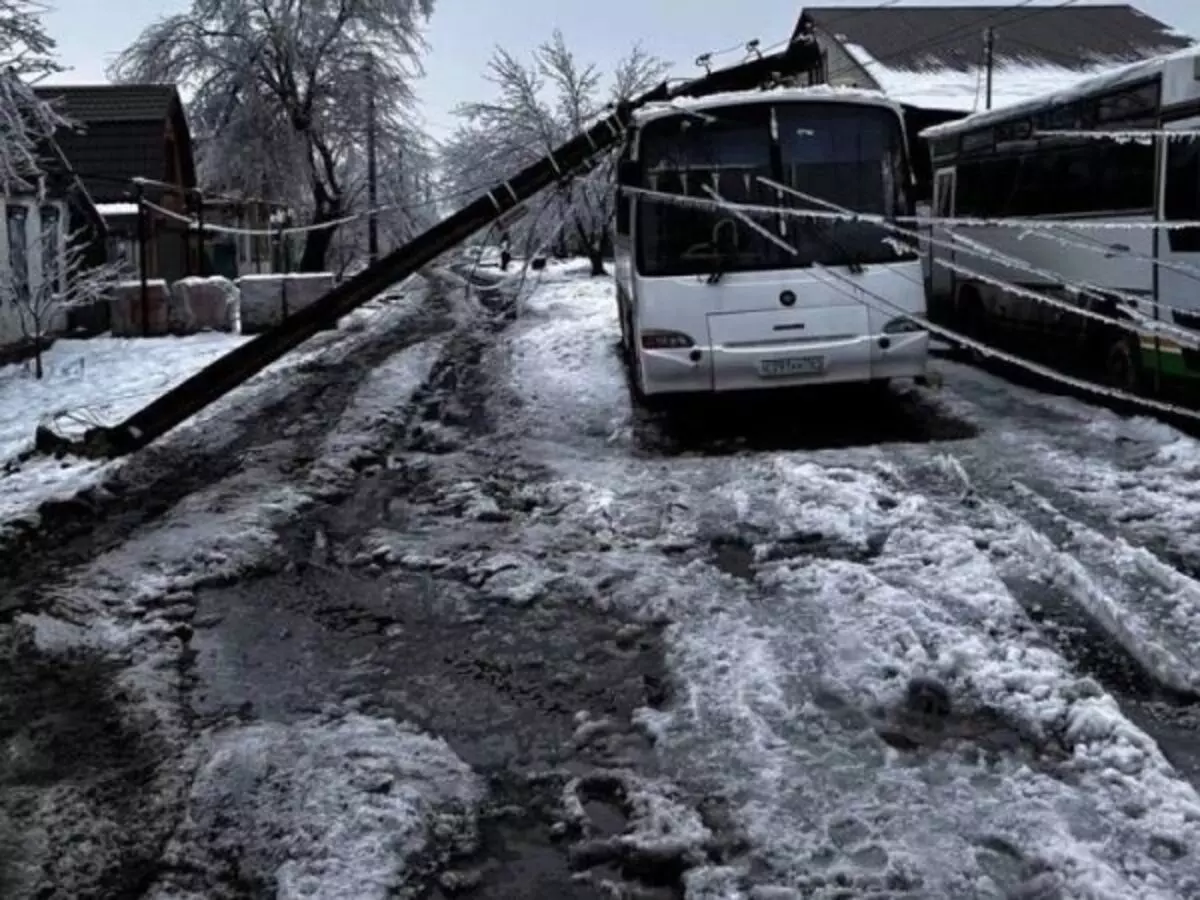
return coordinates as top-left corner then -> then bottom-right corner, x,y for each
640,332 -> 929,396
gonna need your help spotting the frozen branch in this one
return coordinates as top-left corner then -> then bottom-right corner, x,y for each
443,31 -> 669,275
110,0 -> 437,271
5,222 -> 130,379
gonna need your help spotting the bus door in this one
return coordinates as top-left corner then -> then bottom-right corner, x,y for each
1157,115 -> 1200,382
927,167 -> 957,316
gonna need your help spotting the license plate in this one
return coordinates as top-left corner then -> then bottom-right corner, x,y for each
759,355 -> 825,377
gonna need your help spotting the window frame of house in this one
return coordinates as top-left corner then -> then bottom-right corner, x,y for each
39,201 -> 65,301
5,201 -> 31,308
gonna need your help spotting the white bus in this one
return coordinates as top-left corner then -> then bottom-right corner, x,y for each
920,45 -> 1200,398
612,87 -> 929,406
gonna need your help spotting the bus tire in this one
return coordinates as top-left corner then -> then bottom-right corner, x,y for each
1103,333 -> 1142,394
617,291 -> 633,361
629,350 -> 669,412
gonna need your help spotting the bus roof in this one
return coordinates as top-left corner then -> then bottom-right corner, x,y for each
633,84 -> 904,126
920,44 -> 1200,141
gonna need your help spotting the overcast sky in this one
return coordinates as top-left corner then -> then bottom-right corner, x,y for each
42,0 -> 1200,139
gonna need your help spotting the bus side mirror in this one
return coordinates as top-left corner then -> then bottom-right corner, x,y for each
617,160 -> 641,187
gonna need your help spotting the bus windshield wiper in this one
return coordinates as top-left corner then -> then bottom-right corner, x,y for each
707,219 -> 738,284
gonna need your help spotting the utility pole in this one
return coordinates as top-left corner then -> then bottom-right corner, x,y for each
365,52 -> 379,264
984,27 -> 995,110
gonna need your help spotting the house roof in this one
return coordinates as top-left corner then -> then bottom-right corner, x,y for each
33,84 -> 180,123
30,83 -> 197,203
797,4 -> 1194,111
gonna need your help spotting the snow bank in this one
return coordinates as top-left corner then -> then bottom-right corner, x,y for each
0,277 -> 426,537
503,268 -> 630,450
110,279 -> 171,336
170,276 -> 239,333
237,273 -> 336,333
148,715 -> 482,900
0,332 -> 248,515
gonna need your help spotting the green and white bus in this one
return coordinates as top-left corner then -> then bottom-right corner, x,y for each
920,45 -> 1200,399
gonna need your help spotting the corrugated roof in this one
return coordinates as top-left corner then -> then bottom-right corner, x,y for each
800,4 -> 1192,77
33,84 -> 179,124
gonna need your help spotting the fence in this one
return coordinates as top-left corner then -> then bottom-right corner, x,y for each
75,175 -> 398,340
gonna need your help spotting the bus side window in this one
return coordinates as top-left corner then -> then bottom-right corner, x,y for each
1165,140 -> 1200,253
935,173 -> 953,216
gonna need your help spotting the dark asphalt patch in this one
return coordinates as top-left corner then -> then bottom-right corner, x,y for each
190,564 -> 677,897
0,625 -> 180,899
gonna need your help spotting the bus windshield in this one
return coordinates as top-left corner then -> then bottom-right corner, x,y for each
635,101 -> 915,277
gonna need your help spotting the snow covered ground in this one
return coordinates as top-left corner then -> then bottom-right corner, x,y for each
488,266 -> 1200,897
0,332 -> 248,520
1,275 -> 465,898
13,261 -> 1200,898
0,281 -> 421,533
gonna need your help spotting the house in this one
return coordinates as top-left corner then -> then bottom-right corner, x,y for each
0,77 -> 108,357
791,4 -> 1193,191
33,83 -> 200,285
794,4 -> 1193,115
31,84 -> 275,284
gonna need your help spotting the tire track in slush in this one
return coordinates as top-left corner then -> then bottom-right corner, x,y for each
184,285 -> 708,899
893,447 -> 1200,784
0,282 -> 458,619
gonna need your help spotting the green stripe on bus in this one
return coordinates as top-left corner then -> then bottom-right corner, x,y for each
1141,347 -> 1200,379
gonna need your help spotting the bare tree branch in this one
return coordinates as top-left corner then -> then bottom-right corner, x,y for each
0,2 -> 72,195
4,219 -> 129,379
442,32 -> 669,275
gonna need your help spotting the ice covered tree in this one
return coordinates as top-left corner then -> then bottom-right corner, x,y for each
5,220 -> 127,379
110,0 -> 437,272
0,1 -> 71,193
444,32 -> 668,276
0,1 -> 128,375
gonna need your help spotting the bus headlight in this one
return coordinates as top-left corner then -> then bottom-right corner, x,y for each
641,329 -> 695,349
882,317 -> 924,334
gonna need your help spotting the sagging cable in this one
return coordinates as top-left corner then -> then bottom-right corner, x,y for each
698,183 -> 1200,424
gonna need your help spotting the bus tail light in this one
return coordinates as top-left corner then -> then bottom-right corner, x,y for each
882,317 -> 924,334
641,329 -> 695,349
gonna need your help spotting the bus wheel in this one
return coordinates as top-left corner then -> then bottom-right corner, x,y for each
629,351 -> 668,412
1103,335 -> 1141,394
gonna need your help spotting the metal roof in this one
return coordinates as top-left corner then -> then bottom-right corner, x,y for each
798,4 -> 1192,77
33,84 -> 180,124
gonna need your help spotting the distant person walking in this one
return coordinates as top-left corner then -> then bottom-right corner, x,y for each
499,231 -> 512,271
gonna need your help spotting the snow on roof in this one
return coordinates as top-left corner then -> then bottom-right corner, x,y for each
842,42 -> 1096,114
634,83 -> 902,126
922,44 -> 1200,139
